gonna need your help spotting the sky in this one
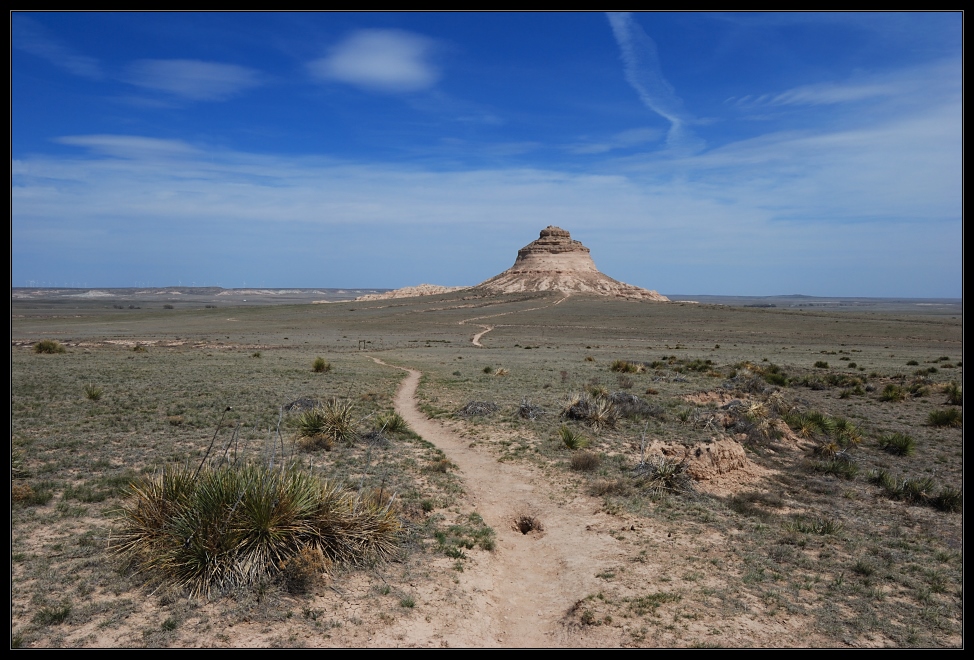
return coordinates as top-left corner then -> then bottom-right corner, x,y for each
11,12 -> 962,297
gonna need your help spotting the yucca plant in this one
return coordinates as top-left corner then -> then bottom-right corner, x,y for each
943,382 -> 962,406
927,408 -> 962,428
878,432 -> 916,456
880,384 -> 906,402
296,399 -> 357,449
634,456 -> 695,497
376,411 -> 408,434
558,425 -> 589,450
114,463 -> 400,597
83,383 -> 103,401
932,486 -> 962,513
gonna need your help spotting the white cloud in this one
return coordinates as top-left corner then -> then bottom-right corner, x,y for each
123,59 -> 262,101
309,29 -> 439,93
12,15 -> 103,79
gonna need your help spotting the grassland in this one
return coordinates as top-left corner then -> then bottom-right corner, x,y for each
11,290 -> 962,647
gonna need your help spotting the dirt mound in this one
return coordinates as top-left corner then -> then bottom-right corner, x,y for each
474,226 -> 668,300
646,438 -> 748,481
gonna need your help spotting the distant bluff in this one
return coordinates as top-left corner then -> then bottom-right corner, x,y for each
473,226 -> 668,301
356,226 -> 668,302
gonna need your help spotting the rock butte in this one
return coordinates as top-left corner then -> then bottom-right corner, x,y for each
359,226 -> 668,302
473,226 -> 668,300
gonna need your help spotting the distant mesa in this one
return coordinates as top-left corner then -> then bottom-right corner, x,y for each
474,226 -> 668,301
356,226 -> 668,302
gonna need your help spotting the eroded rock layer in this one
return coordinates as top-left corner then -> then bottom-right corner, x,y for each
474,226 -> 668,300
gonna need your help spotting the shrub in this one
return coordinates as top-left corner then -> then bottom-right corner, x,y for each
312,357 -> 331,373
878,432 -> 916,456
814,361 -> 829,369
880,384 -> 906,402
84,383 -> 103,401
558,425 -> 589,450
163,304 -> 174,309
133,344 -> 147,353
570,450 -> 601,471
34,340 -> 65,354
610,360 -> 641,373
114,463 -> 400,597
482,366 -> 493,374
927,408 -> 962,428
906,360 -> 919,366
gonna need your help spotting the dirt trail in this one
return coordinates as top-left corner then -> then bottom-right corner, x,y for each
372,358 -> 623,647
470,325 -> 493,347
459,295 -> 569,347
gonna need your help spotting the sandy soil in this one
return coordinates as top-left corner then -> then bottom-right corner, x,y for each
372,358 -> 627,646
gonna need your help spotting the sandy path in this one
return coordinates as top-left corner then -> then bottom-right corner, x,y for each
460,295 -> 569,347
373,359 -> 623,647
470,325 -> 493,347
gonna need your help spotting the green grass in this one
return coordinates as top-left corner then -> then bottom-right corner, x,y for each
558,425 -> 589,450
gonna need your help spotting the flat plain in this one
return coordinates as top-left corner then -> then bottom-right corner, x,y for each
11,289 -> 963,647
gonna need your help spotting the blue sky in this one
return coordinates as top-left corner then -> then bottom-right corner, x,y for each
12,12 -> 961,296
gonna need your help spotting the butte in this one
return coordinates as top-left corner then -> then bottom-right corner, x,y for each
473,226 -> 668,301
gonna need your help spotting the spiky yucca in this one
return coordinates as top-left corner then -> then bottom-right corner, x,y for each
296,399 -> 357,449
114,463 -> 400,597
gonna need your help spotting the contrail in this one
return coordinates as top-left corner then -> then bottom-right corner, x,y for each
607,12 -> 700,152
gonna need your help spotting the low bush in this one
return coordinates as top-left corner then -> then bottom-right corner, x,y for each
312,357 -> 331,373
84,383 -> 103,401
296,399 -> 357,449
633,456 -> 695,497
814,361 -> 829,369
34,340 -> 65,354
943,382 -> 962,406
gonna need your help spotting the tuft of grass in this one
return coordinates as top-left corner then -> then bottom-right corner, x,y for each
312,357 -> 331,373
878,432 -> 916,456
83,383 -> 103,401
570,450 -> 601,472
34,339 -> 66,354
558,425 -> 589,450
399,596 -> 415,608
814,361 -> 829,369
132,343 -> 147,353
33,603 -> 72,625
610,359 -> 642,373
927,408 -> 962,428
114,463 -> 400,598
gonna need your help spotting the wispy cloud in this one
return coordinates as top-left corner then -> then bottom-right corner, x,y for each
12,15 -> 103,79
606,13 -> 700,152
54,135 -> 198,159
309,29 -> 440,93
567,127 -> 662,155
729,59 -> 961,109
123,59 -> 262,101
